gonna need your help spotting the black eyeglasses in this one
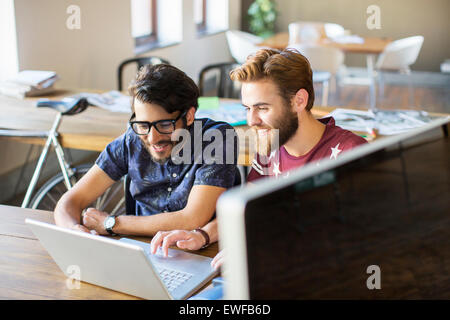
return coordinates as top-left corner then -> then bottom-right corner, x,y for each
129,111 -> 187,135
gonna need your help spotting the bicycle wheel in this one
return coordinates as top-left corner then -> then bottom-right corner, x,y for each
29,164 -> 126,215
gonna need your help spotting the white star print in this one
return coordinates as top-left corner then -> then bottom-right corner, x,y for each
273,162 -> 281,177
269,150 -> 277,160
330,143 -> 342,160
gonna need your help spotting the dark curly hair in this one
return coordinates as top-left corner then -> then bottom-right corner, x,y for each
128,64 -> 199,114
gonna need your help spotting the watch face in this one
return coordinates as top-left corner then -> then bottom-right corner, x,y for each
105,216 -> 115,229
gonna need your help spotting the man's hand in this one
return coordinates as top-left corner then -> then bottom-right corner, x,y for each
70,224 -> 91,233
81,208 -> 109,235
211,249 -> 225,270
70,223 -> 99,235
150,230 -> 207,257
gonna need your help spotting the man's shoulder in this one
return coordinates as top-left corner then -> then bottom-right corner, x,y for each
323,117 -> 368,150
197,118 -> 235,132
108,126 -> 138,148
331,127 -> 368,149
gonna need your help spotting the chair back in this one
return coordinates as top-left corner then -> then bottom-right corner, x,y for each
198,62 -> 241,99
117,56 -> 170,91
288,21 -> 326,45
225,30 -> 263,64
324,23 -> 345,38
289,43 -> 344,75
376,36 -> 424,71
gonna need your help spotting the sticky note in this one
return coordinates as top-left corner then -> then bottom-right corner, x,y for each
198,97 -> 220,110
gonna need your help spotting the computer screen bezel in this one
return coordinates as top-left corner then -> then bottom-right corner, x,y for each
217,116 -> 449,300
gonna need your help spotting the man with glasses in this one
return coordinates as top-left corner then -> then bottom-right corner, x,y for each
54,64 -> 238,237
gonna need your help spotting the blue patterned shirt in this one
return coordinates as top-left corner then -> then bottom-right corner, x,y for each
95,118 -> 238,216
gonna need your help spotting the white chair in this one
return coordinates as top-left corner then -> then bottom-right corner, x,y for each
375,35 -> 424,106
289,43 -> 345,106
288,21 -> 325,45
324,23 -> 345,38
288,22 -> 346,44
225,30 -> 263,64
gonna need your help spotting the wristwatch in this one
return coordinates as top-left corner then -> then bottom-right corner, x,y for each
104,216 -> 118,236
193,228 -> 210,249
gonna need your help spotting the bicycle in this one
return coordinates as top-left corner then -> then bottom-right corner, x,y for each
0,97 -> 126,214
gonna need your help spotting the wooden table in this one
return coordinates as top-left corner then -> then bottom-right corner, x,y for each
0,204 -> 218,299
2,90 -> 447,159
259,33 -> 392,110
0,91 -> 258,165
0,89 -> 129,152
0,90 -> 349,167
258,32 -> 391,54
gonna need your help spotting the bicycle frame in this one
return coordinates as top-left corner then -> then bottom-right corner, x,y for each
21,112 -> 75,208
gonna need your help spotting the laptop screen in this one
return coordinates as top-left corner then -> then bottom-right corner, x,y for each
243,126 -> 449,299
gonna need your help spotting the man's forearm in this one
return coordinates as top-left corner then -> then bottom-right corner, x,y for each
114,210 -> 211,237
54,193 -> 83,228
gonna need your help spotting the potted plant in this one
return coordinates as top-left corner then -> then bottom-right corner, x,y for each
247,0 -> 277,39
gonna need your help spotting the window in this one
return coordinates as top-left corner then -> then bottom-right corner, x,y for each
194,0 -> 229,36
0,0 -> 19,81
131,0 -> 157,50
131,0 -> 182,53
194,0 -> 207,32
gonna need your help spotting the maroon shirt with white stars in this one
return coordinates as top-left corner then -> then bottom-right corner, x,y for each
247,117 -> 367,182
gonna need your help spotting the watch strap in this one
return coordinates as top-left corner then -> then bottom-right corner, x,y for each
194,228 -> 210,249
106,227 -> 117,236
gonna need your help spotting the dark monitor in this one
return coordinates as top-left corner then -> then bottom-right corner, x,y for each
218,117 -> 450,299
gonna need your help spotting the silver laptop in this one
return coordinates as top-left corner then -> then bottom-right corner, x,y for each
25,219 -> 218,300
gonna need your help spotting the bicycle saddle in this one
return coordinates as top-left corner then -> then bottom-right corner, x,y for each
36,97 -> 89,115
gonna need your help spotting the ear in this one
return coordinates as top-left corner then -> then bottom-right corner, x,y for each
291,88 -> 309,113
186,106 -> 196,126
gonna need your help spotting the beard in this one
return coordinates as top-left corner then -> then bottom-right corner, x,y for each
139,120 -> 189,164
140,138 -> 176,164
255,108 -> 298,156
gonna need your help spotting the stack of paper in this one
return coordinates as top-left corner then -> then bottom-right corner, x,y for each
329,35 -> 364,44
328,108 -> 438,136
70,91 -> 132,113
0,70 -> 59,99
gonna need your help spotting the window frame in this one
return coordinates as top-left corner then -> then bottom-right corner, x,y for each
195,0 -> 207,33
196,0 -> 229,38
133,0 -> 158,49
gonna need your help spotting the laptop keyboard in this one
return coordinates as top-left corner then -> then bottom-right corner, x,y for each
158,267 -> 193,292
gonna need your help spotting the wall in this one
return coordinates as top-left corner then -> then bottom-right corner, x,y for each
0,0 -> 19,81
273,0 -> 450,71
13,0 -> 240,90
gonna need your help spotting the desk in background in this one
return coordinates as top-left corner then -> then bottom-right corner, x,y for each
0,91 -> 257,165
258,33 -> 391,54
3,90 -> 447,166
0,90 -> 366,168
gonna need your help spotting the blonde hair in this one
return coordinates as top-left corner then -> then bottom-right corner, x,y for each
230,48 -> 315,111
